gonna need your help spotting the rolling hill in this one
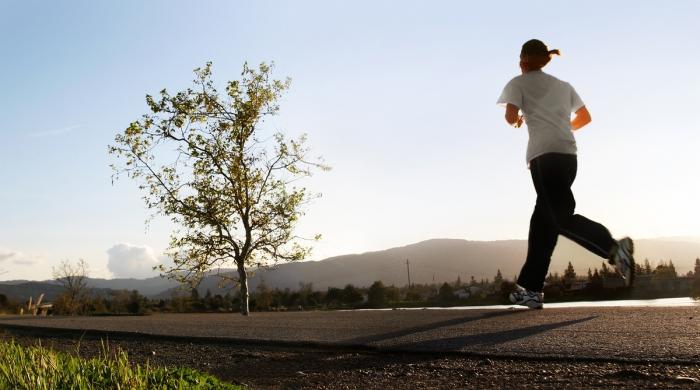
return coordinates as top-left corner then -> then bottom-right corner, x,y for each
2,237 -> 699,300
168,237 -> 700,296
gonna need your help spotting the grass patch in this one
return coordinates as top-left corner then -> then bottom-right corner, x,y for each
0,340 -> 241,389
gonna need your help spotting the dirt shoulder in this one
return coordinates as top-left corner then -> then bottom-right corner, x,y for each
1,326 -> 699,389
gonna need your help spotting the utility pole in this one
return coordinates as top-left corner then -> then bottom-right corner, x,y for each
406,259 -> 412,289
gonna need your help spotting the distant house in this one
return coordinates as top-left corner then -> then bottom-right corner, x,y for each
453,288 -> 470,299
567,281 -> 589,291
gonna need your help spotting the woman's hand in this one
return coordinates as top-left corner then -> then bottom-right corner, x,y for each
505,103 -> 523,128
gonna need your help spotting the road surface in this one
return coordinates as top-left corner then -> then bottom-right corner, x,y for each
1,306 -> 699,362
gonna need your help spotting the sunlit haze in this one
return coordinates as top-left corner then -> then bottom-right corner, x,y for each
1,1 -> 698,280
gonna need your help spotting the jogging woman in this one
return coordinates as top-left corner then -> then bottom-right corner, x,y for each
497,39 -> 635,309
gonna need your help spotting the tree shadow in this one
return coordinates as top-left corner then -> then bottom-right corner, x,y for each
344,309 -> 530,345
393,315 -> 598,351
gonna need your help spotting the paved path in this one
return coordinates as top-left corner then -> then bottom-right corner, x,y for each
1,306 -> 699,362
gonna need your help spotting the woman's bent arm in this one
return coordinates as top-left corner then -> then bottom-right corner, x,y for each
505,103 -> 523,128
571,106 -> 592,130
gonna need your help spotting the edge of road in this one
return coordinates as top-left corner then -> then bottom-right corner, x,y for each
0,321 -> 697,366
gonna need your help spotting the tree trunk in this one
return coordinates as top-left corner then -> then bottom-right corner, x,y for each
237,262 -> 249,315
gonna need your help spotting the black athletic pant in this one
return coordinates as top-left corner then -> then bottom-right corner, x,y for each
517,153 -> 617,292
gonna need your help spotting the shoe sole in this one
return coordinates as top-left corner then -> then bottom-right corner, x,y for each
620,237 -> 635,287
509,293 -> 543,309
526,301 -> 543,309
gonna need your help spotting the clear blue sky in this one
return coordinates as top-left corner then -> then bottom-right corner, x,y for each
1,1 -> 698,280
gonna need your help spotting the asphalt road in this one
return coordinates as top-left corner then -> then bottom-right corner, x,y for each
1,306 -> 698,363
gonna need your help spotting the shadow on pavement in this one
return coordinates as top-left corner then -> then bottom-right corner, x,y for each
393,315 -> 598,352
345,309 -> 530,345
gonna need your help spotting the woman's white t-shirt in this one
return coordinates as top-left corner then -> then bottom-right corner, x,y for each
497,70 -> 585,164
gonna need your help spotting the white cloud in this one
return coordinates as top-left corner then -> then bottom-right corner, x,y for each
0,248 -> 46,280
0,249 -> 19,262
107,243 -> 161,279
13,259 -> 38,265
0,248 -> 40,266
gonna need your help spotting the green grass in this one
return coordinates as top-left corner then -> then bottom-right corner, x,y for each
0,340 -> 241,389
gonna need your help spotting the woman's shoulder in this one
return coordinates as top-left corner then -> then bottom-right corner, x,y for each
540,72 -> 574,86
509,73 -> 526,82
503,74 -> 525,87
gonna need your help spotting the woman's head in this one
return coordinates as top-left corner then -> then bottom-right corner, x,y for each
520,39 -> 560,72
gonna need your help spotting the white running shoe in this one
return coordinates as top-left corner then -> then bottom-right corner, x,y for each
611,237 -> 635,287
509,286 -> 543,309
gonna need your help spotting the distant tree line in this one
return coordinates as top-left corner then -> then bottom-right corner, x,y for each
1,258 -> 697,316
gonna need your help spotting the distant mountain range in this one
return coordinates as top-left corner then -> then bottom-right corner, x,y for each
1,237 -> 699,301
0,277 -> 180,302
241,237 -> 700,291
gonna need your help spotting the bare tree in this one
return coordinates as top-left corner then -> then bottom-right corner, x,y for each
52,259 -> 90,315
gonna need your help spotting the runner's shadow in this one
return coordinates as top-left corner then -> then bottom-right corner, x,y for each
394,315 -> 597,351
345,309 -> 530,345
